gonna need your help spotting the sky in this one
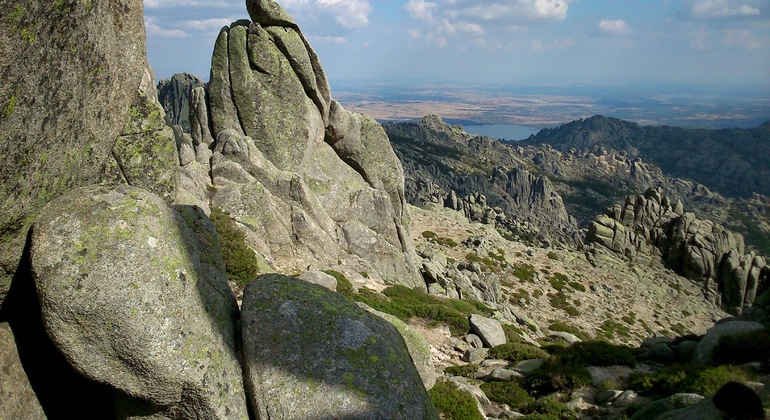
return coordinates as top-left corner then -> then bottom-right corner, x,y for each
144,0 -> 770,92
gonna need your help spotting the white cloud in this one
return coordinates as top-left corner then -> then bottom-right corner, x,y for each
724,29 -> 764,49
598,19 -> 630,36
683,0 -> 763,19
181,18 -> 234,31
408,29 -> 423,38
405,0 -> 437,23
282,0 -> 372,29
144,16 -> 190,38
307,35 -> 349,44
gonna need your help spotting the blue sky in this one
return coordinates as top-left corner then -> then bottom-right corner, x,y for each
144,0 -> 770,91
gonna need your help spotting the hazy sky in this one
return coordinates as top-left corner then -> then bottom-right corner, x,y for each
144,0 -> 770,91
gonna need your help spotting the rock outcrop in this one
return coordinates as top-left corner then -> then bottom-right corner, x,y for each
0,0 -> 147,307
587,188 -> 769,313
157,73 -> 206,132
384,115 -> 581,247
168,3 -> 421,287
30,185 -> 248,418
241,274 -> 438,419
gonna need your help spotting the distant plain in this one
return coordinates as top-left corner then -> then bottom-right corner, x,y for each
333,82 -> 770,129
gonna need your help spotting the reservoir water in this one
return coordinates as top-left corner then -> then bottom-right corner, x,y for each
462,124 -> 541,141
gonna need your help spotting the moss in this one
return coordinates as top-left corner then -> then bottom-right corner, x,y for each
4,96 -> 15,118
210,207 -> 260,286
429,379 -> 483,420
488,342 -> 550,362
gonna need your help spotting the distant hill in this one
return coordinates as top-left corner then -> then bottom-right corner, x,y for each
521,116 -> 770,200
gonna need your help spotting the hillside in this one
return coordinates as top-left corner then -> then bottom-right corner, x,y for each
521,115 -> 770,200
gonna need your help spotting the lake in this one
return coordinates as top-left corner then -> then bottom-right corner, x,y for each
461,124 -> 542,141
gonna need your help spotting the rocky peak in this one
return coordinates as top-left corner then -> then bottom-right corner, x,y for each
157,73 -> 205,132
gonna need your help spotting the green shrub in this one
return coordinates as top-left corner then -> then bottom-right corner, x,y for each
480,381 -> 534,409
598,319 -> 631,340
527,395 -> 574,419
548,273 -> 569,291
422,230 -> 459,247
347,284 -> 491,336
548,322 -> 589,341
444,364 -> 479,378
628,364 -> 756,398
549,292 -> 580,316
525,359 -> 591,396
713,328 -> 770,366
568,281 -> 586,292
429,379 -> 484,420
324,270 -> 354,297
510,288 -> 531,305
512,263 -> 537,282
560,341 -> 636,367
422,230 -> 438,240
488,343 -> 550,362
546,251 -> 559,260
210,208 -> 260,286
502,323 -> 525,343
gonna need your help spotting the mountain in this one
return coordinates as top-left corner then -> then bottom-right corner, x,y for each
521,115 -> 770,200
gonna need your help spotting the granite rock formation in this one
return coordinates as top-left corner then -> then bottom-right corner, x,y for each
0,0 -> 147,307
157,73 -> 206,132
166,3 -> 421,287
587,188 -> 769,313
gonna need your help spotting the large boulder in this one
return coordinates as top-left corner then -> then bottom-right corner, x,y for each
0,322 -> 45,418
693,320 -> 765,365
0,0 -> 147,308
241,274 -> 438,419
30,184 -> 248,418
201,3 -> 421,287
357,302 -> 436,390
469,314 -> 506,347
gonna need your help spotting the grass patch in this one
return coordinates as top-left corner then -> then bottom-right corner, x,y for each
510,288 -> 531,305
525,358 -> 591,396
568,281 -> 586,292
210,208 -> 260,286
502,324 -> 525,343
488,343 -> 550,362
598,319 -> 631,340
548,273 -> 569,291
429,379 -> 484,420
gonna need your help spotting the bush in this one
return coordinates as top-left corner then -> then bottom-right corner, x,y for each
323,270 -> 354,297
549,292 -> 580,316
488,343 -> 550,362
429,379 -> 484,420
444,364 -> 479,378
568,281 -> 586,292
560,341 -> 636,367
422,230 -> 459,247
480,381 -> 535,409
628,364 -> 756,398
527,395 -> 574,419
348,284 -> 491,336
512,263 -> 537,283
548,273 -> 569,291
210,208 -> 260,286
525,359 -> 591,396
713,328 -> 770,366
502,323 -> 525,343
